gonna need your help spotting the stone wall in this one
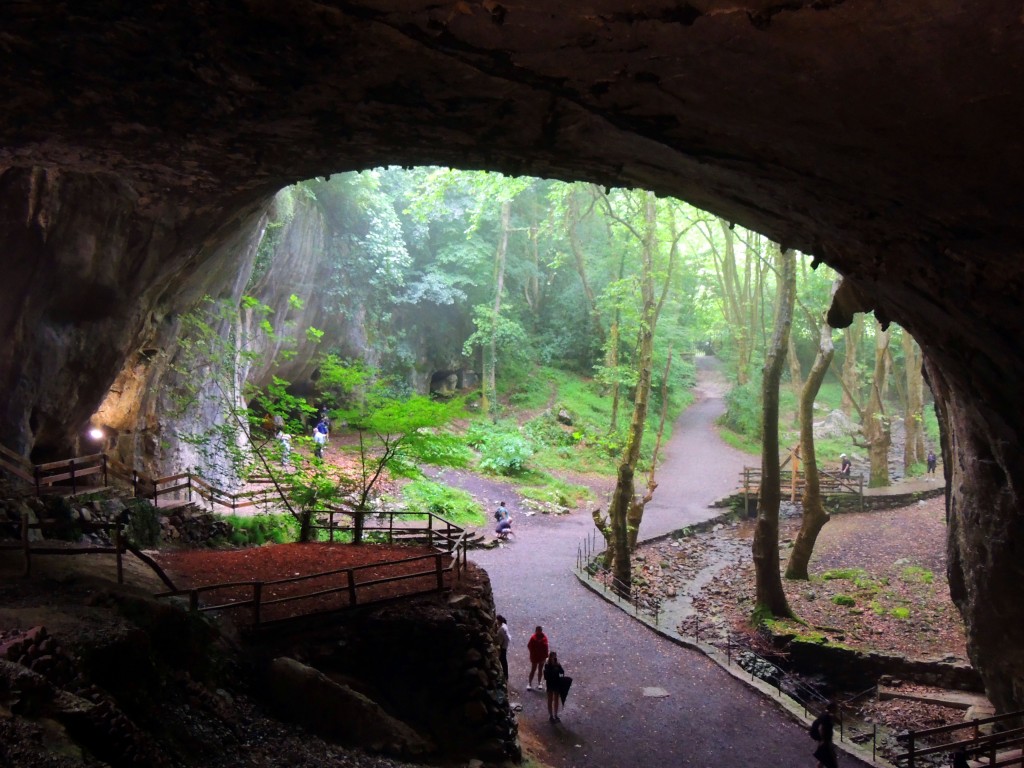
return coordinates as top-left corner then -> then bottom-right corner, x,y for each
253,564 -> 520,764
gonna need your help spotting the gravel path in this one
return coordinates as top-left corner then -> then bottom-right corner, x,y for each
462,357 -> 871,768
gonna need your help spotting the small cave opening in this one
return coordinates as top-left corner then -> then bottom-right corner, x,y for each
429,369 -> 462,399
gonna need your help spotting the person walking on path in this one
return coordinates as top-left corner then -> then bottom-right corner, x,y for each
839,454 -> 852,478
313,424 -> 327,458
527,626 -> 549,691
544,651 -> 565,723
810,701 -> 839,768
927,450 -> 938,474
496,615 -> 511,682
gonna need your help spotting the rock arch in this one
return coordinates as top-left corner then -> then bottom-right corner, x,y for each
1,2 -> 1022,711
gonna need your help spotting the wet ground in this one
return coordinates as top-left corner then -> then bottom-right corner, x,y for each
449,357 -> 873,768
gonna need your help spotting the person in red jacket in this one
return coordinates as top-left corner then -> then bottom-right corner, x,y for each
527,626 -> 549,690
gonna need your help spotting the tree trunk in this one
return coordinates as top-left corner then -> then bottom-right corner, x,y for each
788,331 -> 803,403
786,319 -> 836,579
567,190 -> 605,351
485,200 -> 512,419
609,192 -> 659,594
864,323 -> 892,487
841,315 -> 863,417
902,330 -> 926,469
752,245 -> 796,620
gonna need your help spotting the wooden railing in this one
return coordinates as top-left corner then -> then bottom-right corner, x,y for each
896,709 -> 1024,768
155,510 -> 469,628
741,466 -> 864,512
0,513 -> 129,582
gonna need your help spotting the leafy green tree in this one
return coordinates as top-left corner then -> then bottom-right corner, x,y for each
319,355 -> 465,543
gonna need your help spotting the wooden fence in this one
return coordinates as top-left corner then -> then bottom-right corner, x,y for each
155,510 -> 470,628
0,513 -> 128,582
896,709 -> 1024,768
741,466 -> 864,512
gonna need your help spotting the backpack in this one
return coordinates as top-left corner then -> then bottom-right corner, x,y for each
809,718 -> 821,740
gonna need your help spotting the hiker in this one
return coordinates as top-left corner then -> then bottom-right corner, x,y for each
810,701 -> 838,768
527,626 -> 549,691
927,449 -> 937,474
496,615 -> 511,681
313,424 -> 327,458
839,454 -> 852,478
495,516 -> 514,540
494,500 -> 510,522
544,651 -> 565,722
277,430 -> 291,466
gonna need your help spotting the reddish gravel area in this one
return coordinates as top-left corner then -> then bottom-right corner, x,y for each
155,542 -> 454,624
678,496 -> 967,660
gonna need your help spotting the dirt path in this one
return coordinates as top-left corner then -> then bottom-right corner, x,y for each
446,357 -> 871,768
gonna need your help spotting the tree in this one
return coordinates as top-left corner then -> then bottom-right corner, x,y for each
592,190 -> 689,593
863,322 -> 892,487
900,329 -> 927,470
319,356 -> 465,544
751,245 -> 796,619
786,312 -> 837,579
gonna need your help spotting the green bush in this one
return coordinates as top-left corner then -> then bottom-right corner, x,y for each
722,380 -> 762,439
478,432 -> 534,475
222,514 -> 298,546
831,594 -> 856,607
124,500 -> 162,547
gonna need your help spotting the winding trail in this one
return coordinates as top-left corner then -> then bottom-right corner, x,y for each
459,357 -> 870,768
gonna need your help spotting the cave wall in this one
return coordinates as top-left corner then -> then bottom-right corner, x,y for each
1,1 -> 1023,713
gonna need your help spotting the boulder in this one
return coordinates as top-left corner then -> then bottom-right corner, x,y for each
266,657 -> 434,758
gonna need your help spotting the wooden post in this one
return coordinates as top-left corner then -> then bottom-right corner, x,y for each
859,474 -> 864,512
428,514 -> 434,549
329,511 -> 335,543
389,512 -> 394,545
21,510 -> 31,576
253,582 -> 262,626
347,569 -> 357,606
102,454 -> 108,488
34,465 -> 41,497
435,553 -> 444,591
69,459 -> 77,496
790,446 -> 799,503
114,522 -> 124,584
187,472 -> 192,502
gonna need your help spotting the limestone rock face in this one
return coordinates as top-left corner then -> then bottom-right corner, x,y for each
0,1 -> 1023,712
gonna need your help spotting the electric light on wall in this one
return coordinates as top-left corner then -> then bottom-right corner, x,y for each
88,427 -> 105,441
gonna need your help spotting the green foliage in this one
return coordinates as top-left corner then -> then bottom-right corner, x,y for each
123,500 -> 162,547
478,431 -> 534,475
221,514 -> 299,546
722,380 -> 762,439
899,565 -> 934,584
717,425 -> 761,456
831,594 -> 856,607
401,479 -> 485,526
821,567 -> 868,581
513,473 -> 593,509
890,606 -> 911,620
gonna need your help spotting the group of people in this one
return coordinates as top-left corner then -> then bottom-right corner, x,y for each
496,618 -> 571,724
840,449 -> 939,477
271,408 -> 331,464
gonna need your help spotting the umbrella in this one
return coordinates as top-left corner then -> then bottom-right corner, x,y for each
558,676 -> 573,704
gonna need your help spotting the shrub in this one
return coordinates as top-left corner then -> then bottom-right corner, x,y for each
124,500 -> 162,547
722,380 -> 762,439
222,514 -> 298,546
478,432 -> 534,475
